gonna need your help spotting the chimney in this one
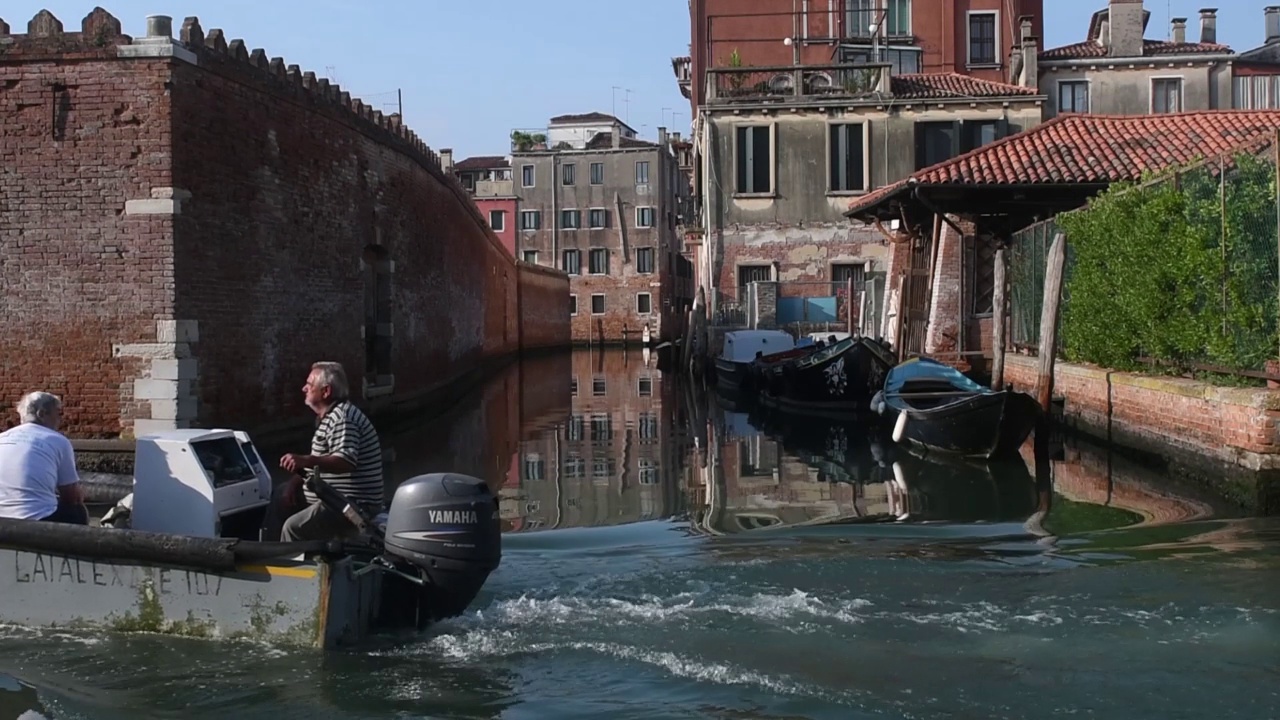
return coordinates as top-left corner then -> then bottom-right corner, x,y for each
878,63 -> 893,94
1200,7 -> 1217,44
1268,6 -> 1280,44
612,121 -> 621,149
658,125 -> 668,148
1107,0 -> 1145,57
1016,16 -> 1038,88
1171,17 -> 1186,43
440,148 -> 453,171
145,14 -> 172,38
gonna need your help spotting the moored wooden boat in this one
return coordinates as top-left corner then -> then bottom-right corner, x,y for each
764,337 -> 896,419
874,357 -> 1040,460
714,329 -> 796,395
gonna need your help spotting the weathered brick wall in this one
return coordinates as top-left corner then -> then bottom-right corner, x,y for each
0,9 -> 568,438
0,10 -> 176,437
517,262 -> 571,350
1005,355 -> 1280,469
166,21 -> 523,428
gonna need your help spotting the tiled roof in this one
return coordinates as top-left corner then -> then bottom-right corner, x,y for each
890,73 -> 1038,99
847,111 -> 1280,218
550,112 -> 624,125
454,155 -> 509,171
1039,39 -> 1231,60
585,132 -> 658,150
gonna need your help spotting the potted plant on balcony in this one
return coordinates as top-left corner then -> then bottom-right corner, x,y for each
511,130 -> 548,152
725,48 -> 748,96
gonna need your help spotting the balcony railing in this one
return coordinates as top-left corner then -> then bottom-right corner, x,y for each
705,63 -> 889,104
474,178 -> 514,198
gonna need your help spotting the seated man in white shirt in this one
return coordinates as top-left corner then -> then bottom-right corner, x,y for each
0,391 -> 88,524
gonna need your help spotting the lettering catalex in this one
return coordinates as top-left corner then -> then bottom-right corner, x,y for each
13,552 -> 222,596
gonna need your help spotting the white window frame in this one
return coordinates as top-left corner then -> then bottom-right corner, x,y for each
519,209 -> 540,231
562,248 -> 581,275
488,209 -> 505,231
635,206 -> 655,228
560,209 -> 581,230
885,0 -> 911,36
1150,75 -> 1185,114
521,164 -> 535,188
965,10 -> 999,68
590,293 -> 606,315
561,162 -> 576,186
522,249 -> 538,264
588,207 -> 609,229
590,161 -> 605,185
635,160 -> 650,185
635,246 -> 656,274
588,248 -> 609,275
825,120 -> 870,194
636,292 -> 653,314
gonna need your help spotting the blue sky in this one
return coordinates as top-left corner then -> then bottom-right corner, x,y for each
4,1 -> 1278,159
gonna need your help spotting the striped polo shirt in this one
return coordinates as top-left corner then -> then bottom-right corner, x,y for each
304,400 -> 384,507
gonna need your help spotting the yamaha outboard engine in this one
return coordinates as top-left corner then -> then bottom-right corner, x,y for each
382,473 -> 501,622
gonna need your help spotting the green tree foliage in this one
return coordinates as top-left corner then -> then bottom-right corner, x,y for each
1056,152 -> 1279,371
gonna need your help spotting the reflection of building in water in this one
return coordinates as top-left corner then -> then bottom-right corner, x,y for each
693,406 -> 899,534
504,349 -> 686,532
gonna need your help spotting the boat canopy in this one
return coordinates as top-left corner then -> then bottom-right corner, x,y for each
720,330 -> 796,363
884,357 -> 988,396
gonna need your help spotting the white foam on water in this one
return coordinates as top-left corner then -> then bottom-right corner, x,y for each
441,588 -> 876,634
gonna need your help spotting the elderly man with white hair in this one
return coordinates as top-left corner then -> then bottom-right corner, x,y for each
0,391 -> 88,524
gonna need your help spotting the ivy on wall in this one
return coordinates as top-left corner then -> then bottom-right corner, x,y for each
1056,152 -> 1280,372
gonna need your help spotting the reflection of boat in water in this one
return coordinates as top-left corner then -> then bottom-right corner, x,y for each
696,401 -> 1043,534
875,357 -> 1040,460
888,450 -> 1040,523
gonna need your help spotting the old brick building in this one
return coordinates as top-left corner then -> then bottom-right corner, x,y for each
512,114 -> 694,345
0,9 -> 569,440
678,1 -> 1046,334
444,152 -> 520,257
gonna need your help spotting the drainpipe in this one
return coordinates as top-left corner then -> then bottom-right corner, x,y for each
552,154 -> 560,264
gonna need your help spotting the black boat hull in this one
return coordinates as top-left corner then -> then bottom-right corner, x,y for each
767,338 -> 895,417
886,389 -> 1039,460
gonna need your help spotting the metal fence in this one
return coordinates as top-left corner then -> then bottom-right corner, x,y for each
1008,143 -> 1280,376
712,280 -> 884,338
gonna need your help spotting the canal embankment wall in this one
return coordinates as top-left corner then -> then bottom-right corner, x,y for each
1004,355 -> 1280,477
0,9 -> 570,450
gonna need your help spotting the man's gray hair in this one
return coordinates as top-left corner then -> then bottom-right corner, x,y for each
17,391 -> 62,425
310,362 -> 350,402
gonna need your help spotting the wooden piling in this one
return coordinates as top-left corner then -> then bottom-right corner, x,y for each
1036,232 -> 1067,413
991,246 -> 1007,391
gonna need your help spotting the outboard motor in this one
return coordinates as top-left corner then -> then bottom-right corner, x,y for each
382,473 -> 502,622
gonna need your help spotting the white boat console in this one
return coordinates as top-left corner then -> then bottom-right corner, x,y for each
130,429 -> 274,538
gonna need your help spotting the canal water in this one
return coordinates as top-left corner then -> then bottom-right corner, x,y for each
3,349 -> 1278,720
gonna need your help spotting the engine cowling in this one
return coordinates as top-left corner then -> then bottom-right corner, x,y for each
382,473 -> 501,621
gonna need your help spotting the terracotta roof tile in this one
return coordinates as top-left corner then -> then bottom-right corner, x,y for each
585,132 -> 658,150
453,155 -> 509,171
890,73 -> 1038,99
847,111 -> 1280,217
1040,39 -> 1231,60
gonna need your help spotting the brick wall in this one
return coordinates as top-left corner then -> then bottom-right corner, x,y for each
0,9 -> 568,438
924,223 -> 963,355
518,262 -> 572,350
0,10 -> 176,437
1005,355 -> 1280,469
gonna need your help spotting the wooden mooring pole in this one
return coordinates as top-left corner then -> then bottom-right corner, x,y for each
991,246 -> 1007,391
1035,233 -> 1067,413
